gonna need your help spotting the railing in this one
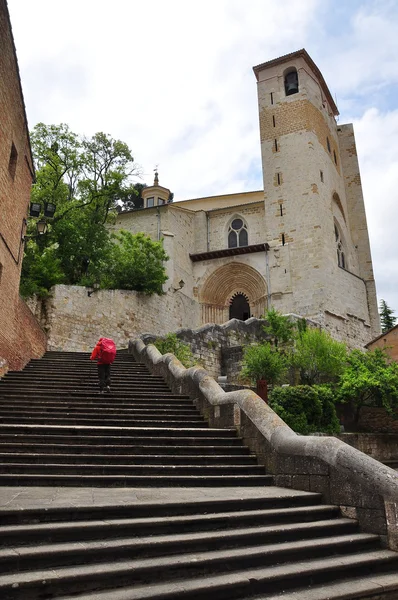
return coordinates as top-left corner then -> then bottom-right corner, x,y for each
130,338 -> 398,551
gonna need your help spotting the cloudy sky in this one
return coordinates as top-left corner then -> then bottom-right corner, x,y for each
7,0 -> 398,316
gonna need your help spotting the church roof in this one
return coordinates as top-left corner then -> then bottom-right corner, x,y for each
253,48 -> 339,117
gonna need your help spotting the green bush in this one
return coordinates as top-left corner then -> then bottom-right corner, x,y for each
154,333 -> 195,368
241,342 -> 288,385
292,328 -> 347,385
269,385 -> 340,435
338,348 -> 398,417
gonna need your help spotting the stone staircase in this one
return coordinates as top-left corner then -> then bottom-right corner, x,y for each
0,350 -> 397,599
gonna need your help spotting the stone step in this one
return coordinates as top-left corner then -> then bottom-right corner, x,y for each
0,519 -> 361,574
0,541 -> 394,600
0,416 -> 208,427
0,390 -> 189,399
0,424 -> 238,438
0,453 -> 258,465
48,552 -> 398,600
0,400 -> 199,413
0,407 -> 204,419
0,473 -> 272,487
0,462 -> 266,476
0,442 -> 250,455
0,382 -> 172,391
0,505 -> 342,544
0,434 -> 244,447
1,379 -> 170,388
0,391 -> 192,401
0,492 -> 326,526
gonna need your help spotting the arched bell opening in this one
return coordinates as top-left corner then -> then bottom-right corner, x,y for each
229,293 -> 251,321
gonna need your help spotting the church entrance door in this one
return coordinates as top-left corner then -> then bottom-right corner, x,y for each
229,293 -> 250,321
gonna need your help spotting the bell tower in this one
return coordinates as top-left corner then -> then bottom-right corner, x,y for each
253,49 -> 379,345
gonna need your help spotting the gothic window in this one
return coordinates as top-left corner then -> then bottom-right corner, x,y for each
335,223 -> 347,269
228,218 -> 248,249
284,68 -> 299,96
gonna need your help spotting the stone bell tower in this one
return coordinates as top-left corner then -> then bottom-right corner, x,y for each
253,49 -> 379,346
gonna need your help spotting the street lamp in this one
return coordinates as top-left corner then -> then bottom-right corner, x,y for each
29,202 -> 41,218
36,219 -> 48,235
44,202 -> 56,218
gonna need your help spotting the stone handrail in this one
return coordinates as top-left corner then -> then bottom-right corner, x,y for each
129,338 -> 398,550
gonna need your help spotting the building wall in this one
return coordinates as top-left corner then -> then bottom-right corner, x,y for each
254,52 -> 378,348
367,327 -> 398,363
0,0 -> 46,372
44,284 -> 200,352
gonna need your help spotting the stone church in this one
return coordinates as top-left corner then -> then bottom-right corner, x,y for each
113,48 -> 379,348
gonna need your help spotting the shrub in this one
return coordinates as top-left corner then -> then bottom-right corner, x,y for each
262,308 -> 296,349
292,328 -> 347,385
338,348 -> 398,417
154,333 -> 195,368
269,385 -> 340,435
241,342 -> 288,385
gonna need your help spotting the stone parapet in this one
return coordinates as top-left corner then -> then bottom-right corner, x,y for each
130,338 -> 398,551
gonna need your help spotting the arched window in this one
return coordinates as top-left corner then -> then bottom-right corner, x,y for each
335,223 -> 347,269
284,68 -> 299,96
228,217 -> 248,248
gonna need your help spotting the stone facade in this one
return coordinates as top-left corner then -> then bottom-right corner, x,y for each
0,0 -> 46,372
108,49 -> 379,350
42,284 -> 199,353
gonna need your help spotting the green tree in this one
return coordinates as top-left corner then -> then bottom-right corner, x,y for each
292,328 -> 347,385
379,299 -> 397,333
338,348 -> 398,419
241,342 -> 288,385
103,231 -> 168,295
263,307 -> 296,349
20,123 -> 154,297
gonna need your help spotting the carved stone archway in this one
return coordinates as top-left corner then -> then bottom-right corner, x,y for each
199,263 -> 267,325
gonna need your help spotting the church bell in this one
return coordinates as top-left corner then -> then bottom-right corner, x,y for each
285,71 -> 299,96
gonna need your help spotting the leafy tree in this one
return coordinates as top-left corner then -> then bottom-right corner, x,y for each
241,342 -> 288,385
20,242 -> 64,299
379,299 -> 397,333
20,123 -> 168,298
154,333 -> 195,368
338,348 -> 398,419
102,231 -> 168,295
263,307 -> 296,349
291,328 -> 347,385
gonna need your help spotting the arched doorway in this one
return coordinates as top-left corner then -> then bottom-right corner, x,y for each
229,293 -> 250,321
199,263 -> 267,325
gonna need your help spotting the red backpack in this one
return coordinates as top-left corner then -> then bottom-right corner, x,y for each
100,338 -> 117,364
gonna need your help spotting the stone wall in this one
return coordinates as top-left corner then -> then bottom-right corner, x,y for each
0,1 -> 46,372
42,284 -> 200,352
141,317 -> 270,380
336,433 -> 398,463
